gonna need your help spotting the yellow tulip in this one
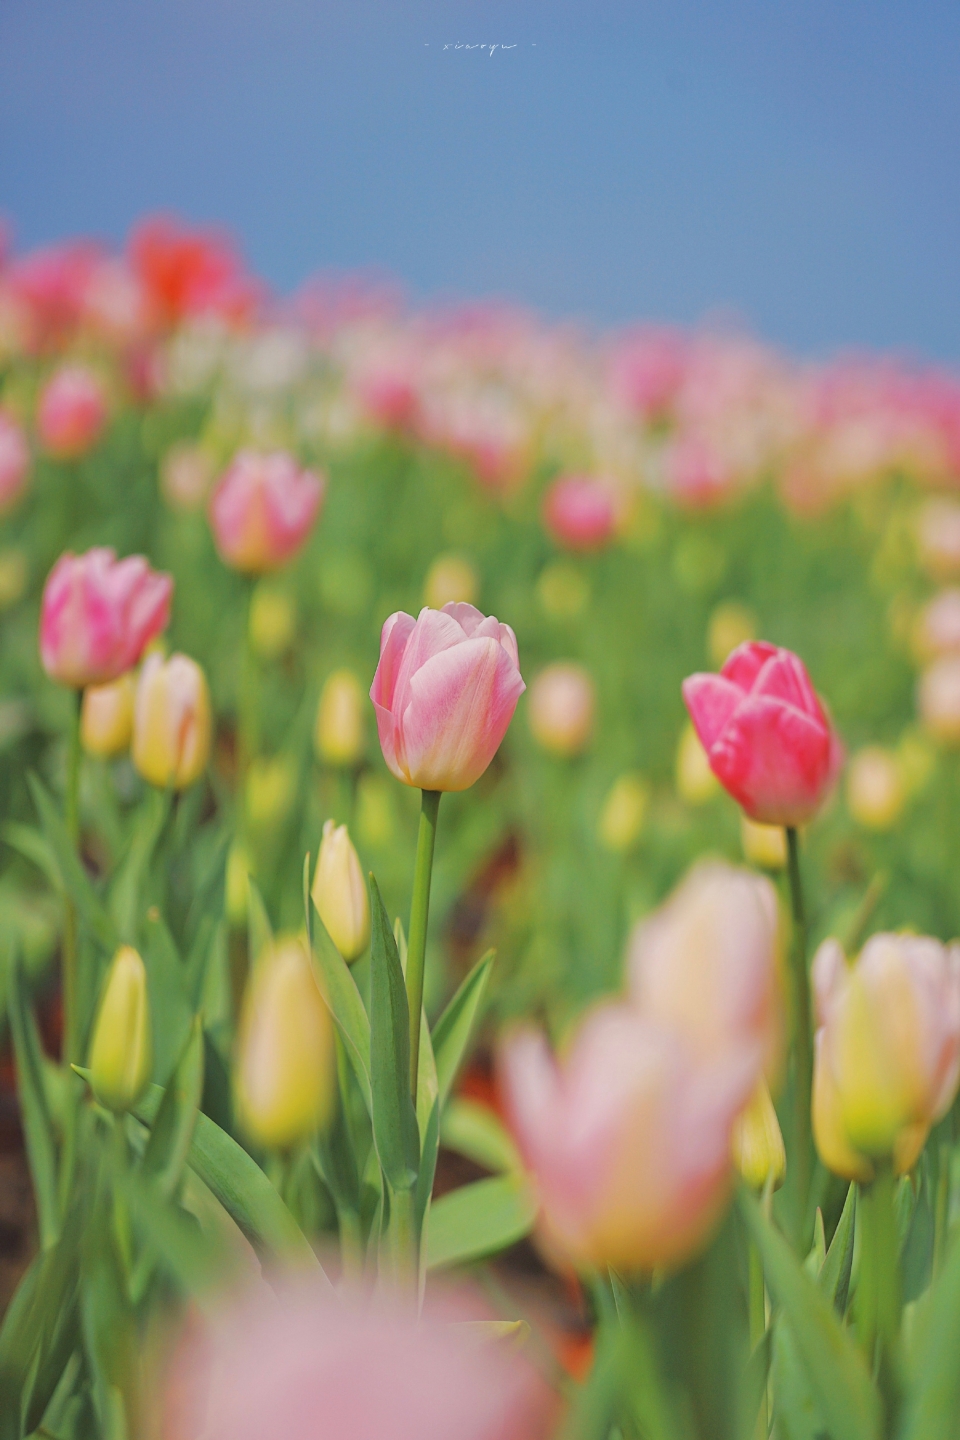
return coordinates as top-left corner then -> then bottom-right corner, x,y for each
132,652 -> 211,790
314,669 -> 365,767
675,721 -> 720,804
597,773 -> 649,852
81,671 -> 136,758
732,1078 -> 786,1191
311,820 -> 370,962
88,945 -> 152,1114
423,552 -> 479,610
740,815 -> 787,871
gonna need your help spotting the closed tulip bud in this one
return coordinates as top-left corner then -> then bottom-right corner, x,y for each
312,820 -> 369,962
81,672 -> 136,758
226,843 -> 251,927
245,756 -> 296,835
683,641 -> 843,827
423,553 -> 479,610
314,669 -> 365,767
500,1003 -> 754,1272
88,945 -> 152,1113
918,656 -> 960,744
37,365 -> 108,459
740,815 -> 788,870
732,1079 -> 786,1191
597,772 -> 649,852
40,547 -> 172,689
0,410 -> 29,514
707,600 -> 757,669
248,583 -> 296,661
846,747 -> 905,831
527,662 -> 594,758
812,933 -> 960,1181
371,604 -> 524,791
235,939 -> 334,1150
675,721 -> 720,804
209,450 -> 325,574
132,651 -> 211,790
0,549 -> 28,610
627,860 -> 783,1080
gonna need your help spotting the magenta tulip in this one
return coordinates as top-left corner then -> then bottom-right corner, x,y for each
370,603 -> 525,792
209,450 -> 325,574
682,640 -> 841,827
40,547 -> 172,689
36,365 -> 108,459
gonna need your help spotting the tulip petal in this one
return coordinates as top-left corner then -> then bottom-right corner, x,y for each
721,640 -> 778,691
708,693 -> 834,826
370,611 -> 417,712
682,674 -> 744,752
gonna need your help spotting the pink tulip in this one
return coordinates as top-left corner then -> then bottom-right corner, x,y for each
36,365 -> 108,459
40,547 -> 172,689
627,860 -> 783,1080
162,1284 -> 551,1440
527,662 -> 595,758
209,450 -> 325,574
500,1002 -> 755,1273
682,640 -> 842,827
542,474 -> 619,551
0,410 -> 29,513
370,603 -> 525,791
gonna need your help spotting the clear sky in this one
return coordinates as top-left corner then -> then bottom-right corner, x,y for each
2,1 -> 959,359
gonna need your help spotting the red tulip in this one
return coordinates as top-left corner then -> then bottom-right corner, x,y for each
682,640 -> 841,827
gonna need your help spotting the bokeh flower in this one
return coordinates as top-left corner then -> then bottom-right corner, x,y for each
209,450 -> 325,574
36,364 -> 108,459
527,662 -> 594,758
40,548 -> 172,689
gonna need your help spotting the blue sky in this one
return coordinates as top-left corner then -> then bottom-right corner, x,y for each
2,1 -> 959,359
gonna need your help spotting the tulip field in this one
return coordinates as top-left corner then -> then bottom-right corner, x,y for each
4,218 -> 960,1438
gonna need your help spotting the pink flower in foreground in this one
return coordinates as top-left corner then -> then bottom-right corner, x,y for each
40,547 -> 172,689
370,603 -> 525,791
36,365 -> 108,459
682,640 -> 842,827
209,450 -> 325,574
163,1284 -> 551,1440
0,410 -> 30,513
500,1002 -> 754,1273
542,474 -> 619,552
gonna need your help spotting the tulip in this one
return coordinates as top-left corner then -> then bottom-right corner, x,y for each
675,721 -> 720,804
423,553 -> 480,610
36,364 -> 108,459
88,945 -> 152,1113
312,820 -> 370,962
245,756 -> 296,835
812,933 -> 960,1180
527,662 -> 594,759
248,583 -> 296,660
918,656 -> 960,744
234,939 -> 334,1150
627,860 -> 783,1080
208,449 -> 324,573
740,815 -> 787,870
845,746 -> 905,831
81,672 -> 136,758
542,474 -> 619,552
160,441 -> 214,513
597,772 -> 648,852
732,1078 -> 786,1191
132,652 -> 211,791
500,1002 -> 755,1272
0,410 -> 29,513
40,547 -> 172,689
314,669 -> 365,767
370,603 -> 525,792
683,640 -> 842,827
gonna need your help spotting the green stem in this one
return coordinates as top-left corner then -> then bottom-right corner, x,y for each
933,1142 -> 950,1280
406,789 -> 441,1103
748,1239 -> 768,1439
785,825 -> 812,1245
389,1184 -> 417,1287
62,691 -> 83,1067
857,1167 -> 902,1430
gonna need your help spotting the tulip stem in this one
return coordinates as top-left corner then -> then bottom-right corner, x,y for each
62,691 -> 83,1067
785,826 -> 813,1244
857,1167 -> 902,1428
406,789 -> 441,1102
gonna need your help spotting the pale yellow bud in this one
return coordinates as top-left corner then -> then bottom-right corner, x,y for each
311,820 -> 370,962
160,441 -> 213,513
234,938 -> 334,1150
88,945 -> 152,1114
528,663 -> 595,758
81,672 -> 136,758
314,669 -> 365,767
423,552 -> 479,610
0,549 -> 28,609
707,601 -> 756,670
249,583 -> 296,661
245,755 -> 296,835
740,815 -> 787,871
675,721 -> 720,804
732,1079 -> 786,1191
597,773 -> 649,852
226,842 -> 250,927
846,747 -> 905,831
132,652 -> 212,791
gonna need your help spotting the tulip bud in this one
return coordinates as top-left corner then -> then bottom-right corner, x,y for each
160,441 -> 214,513
314,669 -> 365,767
311,820 -> 370,962
597,773 -> 649,852
812,933 -> 960,1181
81,672 -> 136,758
740,815 -> 787,870
37,365 -> 108,459
845,747 -> 905,831
423,553 -> 479,610
245,756 -> 296,835
527,662 -> 594,758
248,583 -> 296,661
88,945 -> 152,1113
707,601 -> 756,670
132,652 -> 212,790
732,1079 -> 786,1191
675,721 -> 720,804
235,939 -> 334,1150
226,842 -> 251,927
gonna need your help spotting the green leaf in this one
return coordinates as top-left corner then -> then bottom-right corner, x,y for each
415,1097 -> 440,1238
122,1170 -> 233,1304
738,1189 -> 880,1440
1,822 -> 61,892
431,950 -> 493,1106
81,1206 -> 137,1440
107,788 -> 169,944
425,1174 -> 535,1271
368,875 -> 419,1193
818,1182 -> 856,1316
27,774 -> 117,952
900,1221 -> 960,1439
8,953 -> 60,1248
142,908 -> 193,1086
142,1016 -> 205,1199
440,1097 -> 522,1175
246,876 -> 273,967
417,1009 -> 439,1141
311,915 -> 372,1114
